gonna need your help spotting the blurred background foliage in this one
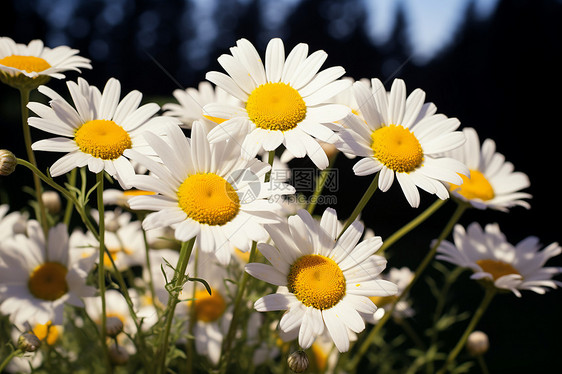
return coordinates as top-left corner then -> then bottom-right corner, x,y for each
1,1 -> 561,373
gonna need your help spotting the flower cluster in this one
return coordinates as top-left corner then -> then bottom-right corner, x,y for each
0,36 -> 559,374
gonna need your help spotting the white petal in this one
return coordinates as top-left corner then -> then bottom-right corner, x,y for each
174,219 -> 201,242
32,137 -> 78,152
254,293 -> 294,312
206,71 -> 249,102
298,306 -> 324,349
353,157 -> 381,176
113,90 -> 142,125
265,38 -> 285,83
245,263 -> 287,286
396,172 -> 421,208
281,43 -> 308,83
291,50 -> 327,90
98,78 -> 121,120
322,307 -> 350,352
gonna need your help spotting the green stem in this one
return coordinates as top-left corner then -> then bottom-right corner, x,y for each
18,88 -> 49,243
306,152 -> 338,215
219,241 -> 259,374
96,172 -> 110,371
378,198 -> 447,253
347,202 -> 468,371
62,168 -> 77,226
436,287 -> 496,374
338,173 -> 379,239
0,349 -> 23,372
155,238 -> 196,374
186,247 -> 200,374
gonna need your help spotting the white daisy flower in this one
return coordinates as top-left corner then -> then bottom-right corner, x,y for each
0,37 -> 91,86
0,220 -> 95,325
444,127 -> 531,211
28,77 -> 179,188
163,80 -> 241,130
204,38 -> 351,169
126,121 -> 295,265
436,222 -> 562,297
245,208 -> 398,352
336,79 -> 468,208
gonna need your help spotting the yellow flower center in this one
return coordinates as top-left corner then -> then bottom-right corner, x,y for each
371,125 -> 424,173
28,262 -> 68,301
0,55 -> 51,73
74,120 -> 132,160
450,169 -> 495,201
192,288 -> 227,322
177,173 -> 240,226
476,259 -> 520,281
33,321 -> 60,345
246,82 -> 307,132
287,255 -> 346,310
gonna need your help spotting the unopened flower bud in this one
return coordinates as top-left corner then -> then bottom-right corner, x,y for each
108,344 -> 129,365
106,316 -> 124,338
0,150 -> 17,176
466,330 -> 489,356
105,218 -> 121,233
42,191 -> 61,214
17,331 -> 41,352
287,350 -> 309,373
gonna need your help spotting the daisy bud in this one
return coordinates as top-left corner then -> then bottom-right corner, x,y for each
17,331 -> 41,352
104,217 -> 120,233
466,330 -> 489,356
0,149 -> 17,176
108,344 -> 129,365
287,350 -> 309,373
42,191 -> 61,214
106,316 -> 124,338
